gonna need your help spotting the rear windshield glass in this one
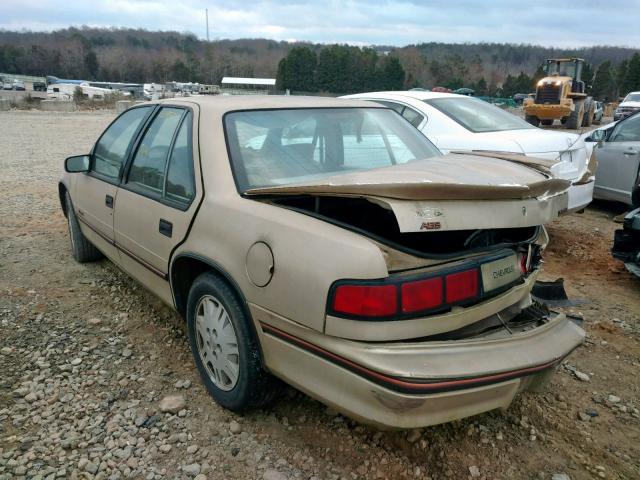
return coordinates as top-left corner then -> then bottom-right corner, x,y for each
225,108 -> 441,192
426,97 -> 534,133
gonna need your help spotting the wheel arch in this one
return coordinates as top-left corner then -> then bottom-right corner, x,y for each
170,253 -> 249,322
170,252 -> 267,365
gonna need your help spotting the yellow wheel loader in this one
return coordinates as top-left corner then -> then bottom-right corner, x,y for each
523,58 -> 594,129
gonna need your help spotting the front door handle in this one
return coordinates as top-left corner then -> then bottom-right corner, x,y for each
159,219 -> 173,238
624,149 -> 638,156
105,194 -> 114,208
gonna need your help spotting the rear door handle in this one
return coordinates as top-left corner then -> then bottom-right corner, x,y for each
159,219 -> 173,238
105,194 -> 114,208
624,149 -> 638,156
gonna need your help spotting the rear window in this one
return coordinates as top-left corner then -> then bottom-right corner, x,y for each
225,108 -> 440,192
426,97 -> 534,133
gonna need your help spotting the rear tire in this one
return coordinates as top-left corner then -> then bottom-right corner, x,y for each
565,100 -> 584,129
540,119 -> 554,126
65,192 -> 103,263
525,115 -> 540,127
186,272 -> 281,412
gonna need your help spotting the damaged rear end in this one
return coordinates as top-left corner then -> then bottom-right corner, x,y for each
224,105 -> 584,428
247,154 -> 584,428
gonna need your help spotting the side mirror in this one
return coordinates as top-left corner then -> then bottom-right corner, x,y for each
64,155 -> 90,173
586,129 -> 607,143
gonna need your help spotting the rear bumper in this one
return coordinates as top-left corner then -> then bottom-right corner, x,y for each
252,306 -> 585,428
566,179 -> 594,213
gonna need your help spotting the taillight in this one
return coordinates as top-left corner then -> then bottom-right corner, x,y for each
331,267 -> 482,319
333,284 -> 397,317
445,269 -> 479,304
401,277 -> 443,313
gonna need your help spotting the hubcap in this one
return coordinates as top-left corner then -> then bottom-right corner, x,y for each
194,295 -> 239,391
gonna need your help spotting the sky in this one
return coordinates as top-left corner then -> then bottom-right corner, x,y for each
2,0 -> 640,48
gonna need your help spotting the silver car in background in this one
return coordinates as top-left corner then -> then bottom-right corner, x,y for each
587,112 -> 640,207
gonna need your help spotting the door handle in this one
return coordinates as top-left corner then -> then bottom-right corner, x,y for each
105,194 -> 114,208
624,149 -> 638,156
159,219 -> 173,238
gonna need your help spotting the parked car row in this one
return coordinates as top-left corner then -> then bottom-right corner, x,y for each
2,79 -> 25,90
59,94 -> 589,429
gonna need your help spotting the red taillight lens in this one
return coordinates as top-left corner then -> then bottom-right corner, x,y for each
401,277 -> 443,313
445,269 -> 479,304
333,284 -> 397,317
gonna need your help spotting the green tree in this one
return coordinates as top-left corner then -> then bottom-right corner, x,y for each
377,55 -> 405,90
276,46 -> 317,92
591,61 -> 616,101
316,45 -> 352,93
474,77 -> 488,96
624,53 -> 640,93
581,62 -> 594,91
617,60 -> 629,98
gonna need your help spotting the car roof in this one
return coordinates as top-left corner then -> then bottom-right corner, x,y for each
154,95 -> 380,113
348,91 -> 463,101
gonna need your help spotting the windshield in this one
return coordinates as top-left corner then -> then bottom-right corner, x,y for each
425,97 -> 534,133
546,61 -> 577,77
623,93 -> 640,102
225,108 -> 441,192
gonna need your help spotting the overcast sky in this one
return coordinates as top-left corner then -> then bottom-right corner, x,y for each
2,0 -> 640,47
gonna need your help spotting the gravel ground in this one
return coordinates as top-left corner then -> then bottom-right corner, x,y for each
0,110 -> 639,480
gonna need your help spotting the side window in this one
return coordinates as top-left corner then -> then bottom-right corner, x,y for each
93,107 -> 152,180
127,107 -> 184,195
610,116 -> 640,142
376,100 -> 405,115
401,106 -> 425,128
165,111 -> 196,203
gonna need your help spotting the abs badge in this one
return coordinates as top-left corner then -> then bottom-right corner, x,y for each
417,205 -> 444,230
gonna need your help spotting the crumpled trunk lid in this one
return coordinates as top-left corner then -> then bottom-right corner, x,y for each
247,152 -> 570,232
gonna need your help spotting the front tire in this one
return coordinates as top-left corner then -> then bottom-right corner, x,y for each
186,272 -> 281,411
565,100 -> 584,129
524,115 -> 540,127
65,192 -> 103,263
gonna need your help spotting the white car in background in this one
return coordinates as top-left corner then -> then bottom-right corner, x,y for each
342,91 -> 595,213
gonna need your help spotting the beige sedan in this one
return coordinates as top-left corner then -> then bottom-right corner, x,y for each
59,96 -> 584,428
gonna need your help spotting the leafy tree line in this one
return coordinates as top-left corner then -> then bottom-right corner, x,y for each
276,45 -> 404,93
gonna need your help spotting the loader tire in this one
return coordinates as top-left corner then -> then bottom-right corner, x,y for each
582,98 -> 594,127
565,100 -> 584,130
525,115 -> 540,127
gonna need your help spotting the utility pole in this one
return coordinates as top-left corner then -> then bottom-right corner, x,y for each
206,9 -> 210,42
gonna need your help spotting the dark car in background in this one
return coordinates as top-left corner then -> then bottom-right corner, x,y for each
612,208 -> 640,278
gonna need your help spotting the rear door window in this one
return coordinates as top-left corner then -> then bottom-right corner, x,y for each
165,111 -> 196,203
92,107 -> 152,180
127,107 -> 184,196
